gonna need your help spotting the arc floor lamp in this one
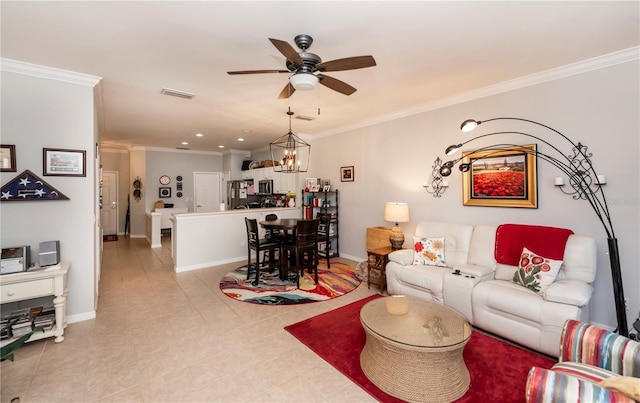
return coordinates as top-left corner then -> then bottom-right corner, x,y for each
439,117 -> 628,337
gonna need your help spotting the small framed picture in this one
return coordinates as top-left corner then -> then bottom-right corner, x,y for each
305,178 -> 320,189
309,184 -> 321,192
323,184 -> 331,192
159,187 -> 171,198
0,144 -> 16,172
340,166 -> 354,182
43,148 -> 86,177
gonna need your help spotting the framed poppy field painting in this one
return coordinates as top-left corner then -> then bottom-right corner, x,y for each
461,144 -> 537,208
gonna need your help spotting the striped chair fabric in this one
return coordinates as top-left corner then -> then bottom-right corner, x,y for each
526,320 -> 640,403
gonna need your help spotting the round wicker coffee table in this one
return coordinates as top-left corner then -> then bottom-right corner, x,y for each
360,296 -> 472,403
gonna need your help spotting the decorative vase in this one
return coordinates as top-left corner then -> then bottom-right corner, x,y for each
288,198 -> 296,207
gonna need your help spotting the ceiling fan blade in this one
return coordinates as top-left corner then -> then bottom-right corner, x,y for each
317,55 -> 376,72
227,69 -> 289,75
277,82 -> 296,99
269,38 -> 304,67
317,74 -> 356,96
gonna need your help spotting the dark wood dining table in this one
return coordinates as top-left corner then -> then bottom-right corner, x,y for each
259,218 -> 300,280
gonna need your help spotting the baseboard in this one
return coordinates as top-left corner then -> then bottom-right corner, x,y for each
67,310 -> 96,324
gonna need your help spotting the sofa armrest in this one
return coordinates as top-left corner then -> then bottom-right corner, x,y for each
388,249 -> 414,266
559,320 -> 640,377
525,367 -> 636,403
543,280 -> 593,307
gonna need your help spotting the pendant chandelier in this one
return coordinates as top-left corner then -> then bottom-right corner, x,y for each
270,107 -> 310,173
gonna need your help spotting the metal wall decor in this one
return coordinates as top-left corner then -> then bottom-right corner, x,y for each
424,157 -> 449,198
133,176 -> 142,202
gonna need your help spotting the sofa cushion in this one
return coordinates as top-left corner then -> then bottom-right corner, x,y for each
412,236 -> 446,266
543,280 -> 593,307
513,247 -> 563,293
414,222 -> 473,268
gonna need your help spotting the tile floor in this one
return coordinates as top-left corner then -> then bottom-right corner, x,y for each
1,236 -> 380,403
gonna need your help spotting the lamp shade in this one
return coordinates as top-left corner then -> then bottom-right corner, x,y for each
290,73 -> 319,91
384,202 -> 409,223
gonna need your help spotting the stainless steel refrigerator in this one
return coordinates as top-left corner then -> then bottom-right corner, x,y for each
227,180 -> 258,209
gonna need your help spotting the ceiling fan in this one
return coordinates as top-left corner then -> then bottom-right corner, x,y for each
227,34 -> 376,99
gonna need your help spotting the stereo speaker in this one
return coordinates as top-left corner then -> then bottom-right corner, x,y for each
39,240 -> 60,267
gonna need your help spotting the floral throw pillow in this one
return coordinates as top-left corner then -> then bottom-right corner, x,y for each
413,237 -> 446,267
513,247 -> 563,293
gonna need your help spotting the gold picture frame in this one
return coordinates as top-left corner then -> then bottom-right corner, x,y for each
462,144 -> 537,208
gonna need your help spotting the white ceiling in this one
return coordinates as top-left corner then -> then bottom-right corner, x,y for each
2,1 -> 638,153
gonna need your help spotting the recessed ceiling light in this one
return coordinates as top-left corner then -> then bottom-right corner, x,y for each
195,133 -> 203,137
218,145 -> 225,149
237,138 -> 245,142
181,141 -> 189,145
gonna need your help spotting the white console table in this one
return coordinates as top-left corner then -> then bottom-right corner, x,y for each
0,261 -> 70,345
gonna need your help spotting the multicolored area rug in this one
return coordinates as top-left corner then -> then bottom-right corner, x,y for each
220,259 -> 360,305
286,295 -> 556,402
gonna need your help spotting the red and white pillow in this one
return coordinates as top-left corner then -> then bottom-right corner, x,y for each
512,247 -> 563,293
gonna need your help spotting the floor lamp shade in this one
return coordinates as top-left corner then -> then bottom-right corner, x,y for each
384,202 -> 409,249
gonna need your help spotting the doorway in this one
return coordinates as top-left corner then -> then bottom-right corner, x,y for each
101,171 -> 118,235
194,172 -> 221,213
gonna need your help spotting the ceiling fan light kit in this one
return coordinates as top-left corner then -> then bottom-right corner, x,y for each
227,34 -> 376,98
290,73 -> 319,91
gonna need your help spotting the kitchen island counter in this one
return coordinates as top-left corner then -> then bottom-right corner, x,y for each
171,207 -> 300,272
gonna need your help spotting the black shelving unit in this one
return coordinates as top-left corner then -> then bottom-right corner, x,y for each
301,189 -> 339,258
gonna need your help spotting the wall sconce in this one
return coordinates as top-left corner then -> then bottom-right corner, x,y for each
423,157 -> 449,198
554,174 -> 606,196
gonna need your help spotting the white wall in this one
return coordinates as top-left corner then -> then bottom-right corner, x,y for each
0,64 -> 100,321
145,148 -> 222,212
309,59 -> 640,331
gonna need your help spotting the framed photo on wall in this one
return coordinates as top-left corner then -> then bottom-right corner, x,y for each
461,144 -> 537,208
340,166 -> 354,182
0,145 -> 16,172
43,148 -> 86,177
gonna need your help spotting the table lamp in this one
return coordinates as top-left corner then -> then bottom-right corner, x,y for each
384,202 -> 409,249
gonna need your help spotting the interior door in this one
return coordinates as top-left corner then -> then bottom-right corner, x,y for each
194,172 -> 221,213
100,171 -> 118,235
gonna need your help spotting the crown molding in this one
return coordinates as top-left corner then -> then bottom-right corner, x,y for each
128,145 -> 222,156
315,46 -> 640,139
1,58 -> 102,87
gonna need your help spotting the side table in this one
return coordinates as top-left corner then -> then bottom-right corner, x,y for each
367,246 -> 394,292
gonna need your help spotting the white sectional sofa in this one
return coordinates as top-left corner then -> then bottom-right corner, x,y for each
385,221 -> 597,357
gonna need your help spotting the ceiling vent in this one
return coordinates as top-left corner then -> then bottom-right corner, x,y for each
296,115 -> 315,121
176,146 -> 190,150
161,88 -> 196,99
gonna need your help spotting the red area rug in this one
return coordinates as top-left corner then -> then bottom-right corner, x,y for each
285,295 -> 556,402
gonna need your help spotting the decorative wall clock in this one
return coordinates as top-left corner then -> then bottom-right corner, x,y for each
159,175 -> 171,185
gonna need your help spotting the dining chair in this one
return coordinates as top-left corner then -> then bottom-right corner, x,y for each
282,219 -> 319,287
316,212 -> 333,269
264,213 -> 285,242
244,217 -> 281,286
